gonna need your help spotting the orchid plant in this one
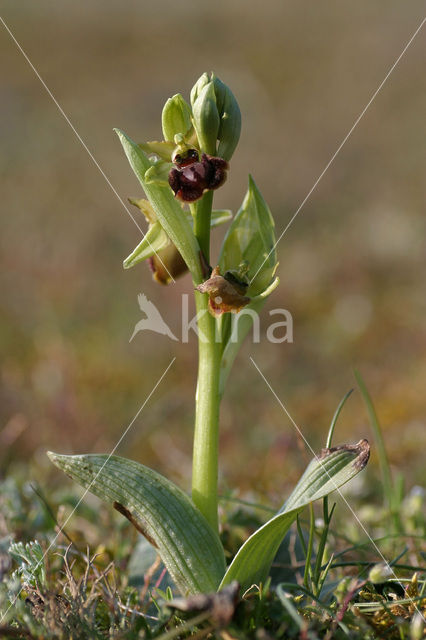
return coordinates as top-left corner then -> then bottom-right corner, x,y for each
49,73 -> 370,596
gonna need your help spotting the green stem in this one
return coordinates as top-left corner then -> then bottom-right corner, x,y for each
192,294 -> 221,532
191,190 -> 221,533
304,503 -> 315,591
193,190 -> 213,262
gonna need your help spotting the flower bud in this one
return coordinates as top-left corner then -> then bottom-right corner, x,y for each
191,81 -> 220,155
368,563 -> 393,585
190,72 -> 210,105
161,93 -> 192,143
190,73 -> 241,161
212,74 -> 241,161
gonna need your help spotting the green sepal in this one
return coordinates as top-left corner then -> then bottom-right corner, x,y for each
219,440 -> 370,592
219,176 -> 278,297
123,222 -> 168,269
139,140 -> 175,161
123,209 -> 232,269
115,129 -> 203,284
144,160 -> 172,187
48,452 -> 226,595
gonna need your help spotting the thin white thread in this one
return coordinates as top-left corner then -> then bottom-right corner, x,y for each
1,357 -> 176,623
0,16 -> 175,283
250,16 -> 426,285
250,356 -> 425,622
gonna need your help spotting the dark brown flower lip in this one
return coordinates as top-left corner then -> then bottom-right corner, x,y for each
168,151 -> 229,202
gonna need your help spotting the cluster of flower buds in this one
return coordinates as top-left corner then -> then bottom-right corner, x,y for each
189,72 -> 241,160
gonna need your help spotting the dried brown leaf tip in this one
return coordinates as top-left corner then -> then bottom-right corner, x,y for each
319,439 -> 370,470
196,266 -> 250,317
168,580 -> 240,628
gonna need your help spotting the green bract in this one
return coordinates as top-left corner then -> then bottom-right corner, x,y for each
219,175 -> 278,297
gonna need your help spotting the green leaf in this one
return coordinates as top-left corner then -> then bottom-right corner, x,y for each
115,129 -> 203,284
9,541 -> 46,589
48,453 -> 226,595
219,440 -> 370,592
219,176 -> 278,296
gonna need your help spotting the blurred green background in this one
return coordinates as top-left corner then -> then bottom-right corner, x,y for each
1,1 -> 425,500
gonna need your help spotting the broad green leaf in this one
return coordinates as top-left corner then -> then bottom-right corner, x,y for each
219,440 -> 370,592
115,129 -> 203,284
219,176 -> 278,296
48,453 -> 226,595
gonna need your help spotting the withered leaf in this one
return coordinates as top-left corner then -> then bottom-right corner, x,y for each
167,580 -> 240,627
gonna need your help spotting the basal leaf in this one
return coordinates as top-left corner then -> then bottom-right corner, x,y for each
219,440 -> 369,592
48,453 -> 226,595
